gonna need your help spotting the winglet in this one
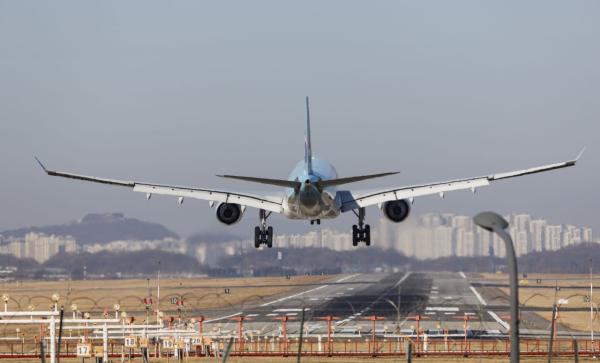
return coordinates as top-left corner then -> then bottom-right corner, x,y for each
576,147 -> 586,162
34,156 -> 48,172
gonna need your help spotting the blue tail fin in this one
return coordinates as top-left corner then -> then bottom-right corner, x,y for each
304,96 -> 313,175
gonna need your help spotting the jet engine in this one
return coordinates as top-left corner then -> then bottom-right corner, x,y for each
216,203 -> 244,225
382,200 -> 411,223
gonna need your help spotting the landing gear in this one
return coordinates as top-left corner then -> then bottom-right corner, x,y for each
351,208 -> 370,246
254,209 -> 273,248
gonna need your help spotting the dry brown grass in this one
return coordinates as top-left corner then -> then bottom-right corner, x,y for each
0,275 -> 330,339
475,272 -> 598,332
0,275 -> 330,313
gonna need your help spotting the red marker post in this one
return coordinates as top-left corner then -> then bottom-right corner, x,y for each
273,315 -> 296,355
316,316 -> 339,356
362,315 -> 386,356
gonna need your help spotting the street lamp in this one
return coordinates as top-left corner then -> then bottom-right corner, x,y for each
474,211 -> 519,363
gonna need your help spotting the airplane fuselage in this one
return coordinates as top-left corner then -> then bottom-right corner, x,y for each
283,157 -> 341,220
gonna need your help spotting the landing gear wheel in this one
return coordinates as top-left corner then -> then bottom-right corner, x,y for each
352,225 -> 359,246
267,226 -> 274,248
254,227 -> 261,248
351,208 -> 371,247
253,209 -> 274,249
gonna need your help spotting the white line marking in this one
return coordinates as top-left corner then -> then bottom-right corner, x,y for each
469,286 -> 487,306
469,285 -> 510,330
260,286 -> 327,306
204,312 -> 241,323
426,306 -> 459,312
260,274 -> 360,307
336,274 -> 361,283
266,313 -> 278,317
459,271 -> 466,279
394,271 -> 412,287
337,271 -> 412,327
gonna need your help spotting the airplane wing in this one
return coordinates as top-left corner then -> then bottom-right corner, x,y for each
339,150 -> 584,212
34,158 -> 284,213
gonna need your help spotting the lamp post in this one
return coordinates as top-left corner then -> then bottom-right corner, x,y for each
474,211 -> 519,363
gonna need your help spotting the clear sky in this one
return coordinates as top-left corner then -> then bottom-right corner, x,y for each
0,1 -> 598,238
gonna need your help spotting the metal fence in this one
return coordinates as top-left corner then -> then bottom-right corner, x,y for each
0,337 -> 597,359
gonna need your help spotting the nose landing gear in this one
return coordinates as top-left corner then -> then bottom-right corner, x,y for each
351,207 -> 370,247
254,209 -> 273,248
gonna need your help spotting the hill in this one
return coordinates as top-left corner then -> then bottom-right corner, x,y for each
0,213 -> 179,245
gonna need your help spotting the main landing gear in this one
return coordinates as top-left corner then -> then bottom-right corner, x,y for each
352,207 -> 370,247
255,209 -> 273,248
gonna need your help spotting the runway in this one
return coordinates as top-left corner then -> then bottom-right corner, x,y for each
200,271 -> 511,337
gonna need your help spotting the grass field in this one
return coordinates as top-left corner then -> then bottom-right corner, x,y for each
0,275 -> 330,314
475,272 -> 598,332
0,275 -> 329,338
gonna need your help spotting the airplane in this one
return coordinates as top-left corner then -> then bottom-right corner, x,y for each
35,97 -> 584,249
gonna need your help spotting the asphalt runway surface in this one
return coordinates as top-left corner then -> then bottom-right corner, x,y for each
199,271 -> 511,336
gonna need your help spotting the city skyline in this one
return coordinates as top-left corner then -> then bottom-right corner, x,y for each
1,211 -> 593,264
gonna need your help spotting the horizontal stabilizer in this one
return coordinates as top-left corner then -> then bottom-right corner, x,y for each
217,175 -> 301,189
318,171 -> 399,188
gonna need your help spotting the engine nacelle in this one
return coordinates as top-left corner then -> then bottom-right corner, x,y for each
215,203 -> 244,225
382,200 -> 411,223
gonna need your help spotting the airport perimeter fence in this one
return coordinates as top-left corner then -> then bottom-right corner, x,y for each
0,336 -> 599,358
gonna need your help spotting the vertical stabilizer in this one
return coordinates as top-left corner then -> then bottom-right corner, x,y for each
304,96 -> 313,175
